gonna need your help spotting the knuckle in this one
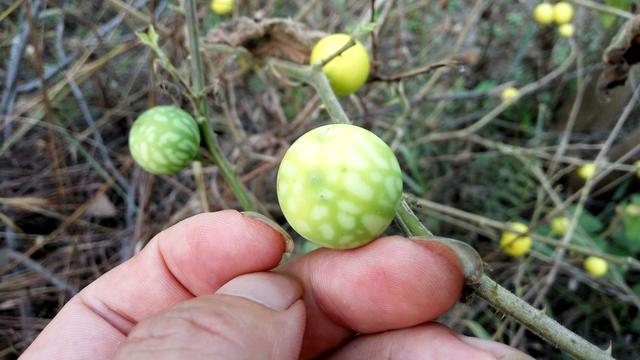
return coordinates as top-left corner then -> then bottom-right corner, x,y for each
118,296 -> 247,358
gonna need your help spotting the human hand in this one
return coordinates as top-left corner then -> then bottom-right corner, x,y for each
21,210 -> 532,359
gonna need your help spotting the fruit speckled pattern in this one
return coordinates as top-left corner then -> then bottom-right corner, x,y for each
277,124 -> 403,249
129,106 -> 201,175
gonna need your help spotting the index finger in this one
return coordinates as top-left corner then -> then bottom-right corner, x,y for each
21,210 -> 287,360
281,236 -> 464,358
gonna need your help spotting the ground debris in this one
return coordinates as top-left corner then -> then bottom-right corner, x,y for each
597,15 -> 640,101
204,17 -> 326,64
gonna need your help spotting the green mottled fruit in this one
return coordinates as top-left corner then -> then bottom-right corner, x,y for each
277,124 -> 403,249
129,106 -> 201,175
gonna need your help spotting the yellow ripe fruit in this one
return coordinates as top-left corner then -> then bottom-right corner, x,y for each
577,163 -> 596,180
551,216 -> 570,236
533,3 -> 554,25
553,2 -> 574,25
558,23 -> 575,37
500,87 -> 519,103
500,222 -> 532,257
584,256 -> 608,277
635,160 -> 640,178
210,0 -> 234,15
310,34 -> 370,96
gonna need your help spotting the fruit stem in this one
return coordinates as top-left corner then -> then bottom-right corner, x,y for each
270,57 -> 613,360
269,59 -> 351,124
314,36 -> 356,67
184,0 -> 255,211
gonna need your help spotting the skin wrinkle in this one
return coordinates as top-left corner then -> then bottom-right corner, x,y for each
308,257 -> 352,330
181,297 -> 249,350
74,239 -> 194,338
98,237 -> 195,323
156,224 -> 202,296
155,211 -> 286,297
155,240 -> 197,299
291,255 -> 350,358
123,297 -> 250,357
77,294 -> 135,336
29,210 -> 523,360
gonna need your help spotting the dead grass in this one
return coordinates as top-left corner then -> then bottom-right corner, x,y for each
1,0 -> 639,358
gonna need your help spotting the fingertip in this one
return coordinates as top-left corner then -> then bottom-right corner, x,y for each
457,335 -> 535,359
216,272 -> 303,311
157,210 -> 288,295
287,235 -> 465,333
327,323 -> 499,360
412,238 -> 465,284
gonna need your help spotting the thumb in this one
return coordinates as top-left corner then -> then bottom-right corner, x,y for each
114,272 -> 305,360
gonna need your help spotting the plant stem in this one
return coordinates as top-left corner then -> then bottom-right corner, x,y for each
269,57 -> 613,360
270,59 -> 351,124
183,0 -> 255,211
395,194 -> 433,237
476,275 -> 613,360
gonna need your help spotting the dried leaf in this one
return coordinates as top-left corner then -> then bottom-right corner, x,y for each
204,17 -> 327,64
86,193 -> 117,218
597,15 -> 640,101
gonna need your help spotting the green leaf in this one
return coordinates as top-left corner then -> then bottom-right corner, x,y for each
622,200 -> 640,253
578,210 -> 603,233
353,21 -> 377,38
464,320 -> 491,340
136,25 -> 160,49
600,0 -> 631,30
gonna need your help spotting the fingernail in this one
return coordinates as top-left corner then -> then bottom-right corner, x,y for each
457,335 -> 535,360
216,272 -> 302,311
411,236 -> 484,285
242,211 -> 294,254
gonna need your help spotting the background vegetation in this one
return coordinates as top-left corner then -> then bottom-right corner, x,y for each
1,0 -> 640,358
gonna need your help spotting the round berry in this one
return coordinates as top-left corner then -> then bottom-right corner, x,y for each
500,87 -> 519,103
550,216 -> 570,236
577,163 -> 596,180
553,2 -> 574,25
500,222 -> 532,257
310,34 -> 370,96
210,0 -> 234,15
277,124 -> 403,249
129,106 -> 201,175
558,23 -> 575,37
584,256 -> 608,277
533,3 -> 554,25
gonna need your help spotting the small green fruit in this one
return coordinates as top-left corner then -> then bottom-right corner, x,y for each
310,34 -> 370,96
553,2 -> 574,25
500,222 -> 532,257
500,87 -> 519,103
577,162 -> 596,180
277,124 -> 403,249
129,106 -> 201,175
533,3 -> 554,25
210,0 -> 234,15
558,23 -> 575,37
584,256 -> 607,277
550,216 -> 570,236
